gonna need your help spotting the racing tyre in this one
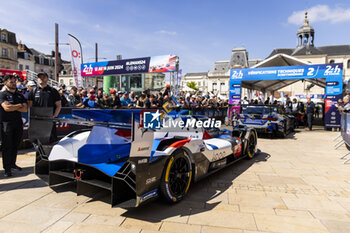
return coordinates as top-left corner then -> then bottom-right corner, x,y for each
346,144 -> 350,151
160,150 -> 192,203
278,123 -> 287,138
246,130 -> 257,159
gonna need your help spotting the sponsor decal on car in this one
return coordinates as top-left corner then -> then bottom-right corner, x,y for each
140,190 -> 158,202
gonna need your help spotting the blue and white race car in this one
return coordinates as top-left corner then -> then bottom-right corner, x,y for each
30,108 -> 258,207
233,105 -> 295,137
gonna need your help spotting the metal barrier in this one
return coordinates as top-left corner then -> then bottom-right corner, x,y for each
337,112 -> 350,164
25,69 -> 61,89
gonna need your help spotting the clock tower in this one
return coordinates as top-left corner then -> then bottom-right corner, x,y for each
297,11 -> 315,47
229,47 -> 249,68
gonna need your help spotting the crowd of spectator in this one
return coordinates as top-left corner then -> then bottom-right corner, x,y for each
55,84 -> 230,110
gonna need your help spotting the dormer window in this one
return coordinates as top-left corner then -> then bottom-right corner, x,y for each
1,33 -> 7,42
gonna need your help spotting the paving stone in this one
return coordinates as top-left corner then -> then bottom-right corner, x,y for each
254,213 -> 329,233
0,220 -> 42,233
83,214 -> 125,226
122,218 -> 162,231
310,210 -> 350,222
274,209 -> 313,218
30,190 -> 89,209
202,225 -> 243,233
66,223 -> 140,233
160,222 -> 201,233
320,219 -> 350,233
205,203 -> 239,212
60,212 -> 90,223
73,200 -> 128,216
42,221 -> 74,233
141,230 -> 168,233
229,193 -> 286,209
239,206 -> 276,215
0,200 -> 25,218
1,205 -> 69,231
188,209 -> 256,230
282,196 -> 348,212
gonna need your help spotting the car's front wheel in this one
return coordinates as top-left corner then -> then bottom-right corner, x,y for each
160,150 -> 192,203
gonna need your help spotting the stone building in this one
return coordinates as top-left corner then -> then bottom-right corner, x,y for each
0,28 -> 18,69
29,48 -> 55,79
183,48 -> 261,97
17,42 -> 35,71
182,72 -> 208,92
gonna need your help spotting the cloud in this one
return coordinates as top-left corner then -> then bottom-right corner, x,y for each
288,5 -> 350,25
156,30 -> 177,36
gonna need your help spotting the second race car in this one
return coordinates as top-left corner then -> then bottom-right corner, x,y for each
233,104 -> 295,137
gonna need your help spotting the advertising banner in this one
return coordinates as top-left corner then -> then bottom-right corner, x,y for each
230,63 -> 342,81
229,63 -> 343,128
68,34 -> 83,87
81,55 -> 177,77
177,69 -> 182,86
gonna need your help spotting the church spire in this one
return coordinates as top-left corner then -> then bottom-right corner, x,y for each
304,11 -> 309,25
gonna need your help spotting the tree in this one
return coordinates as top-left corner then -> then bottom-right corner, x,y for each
187,81 -> 198,90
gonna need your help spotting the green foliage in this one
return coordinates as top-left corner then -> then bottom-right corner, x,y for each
187,81 -> 198,90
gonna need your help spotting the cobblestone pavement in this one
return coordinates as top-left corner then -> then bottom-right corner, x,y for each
1,127 -> 350,233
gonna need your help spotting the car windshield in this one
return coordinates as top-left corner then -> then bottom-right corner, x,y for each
242,106 -> 271,114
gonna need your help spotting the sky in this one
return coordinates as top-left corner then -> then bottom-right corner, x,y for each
1,0 -> 350,74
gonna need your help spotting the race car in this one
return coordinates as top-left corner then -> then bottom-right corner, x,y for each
233,105 -> 295,137
30,108 -> 258,207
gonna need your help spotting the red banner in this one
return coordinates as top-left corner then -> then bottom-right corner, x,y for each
0,69 -> 27,81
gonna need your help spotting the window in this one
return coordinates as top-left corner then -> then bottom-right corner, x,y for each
198,81 -> 201,86
1,33 -> 7,42
25,65 -> 29,70
330,60 -> 335,64
212,83 -> 217,91
220,82 -> 226,92
69,79 -> 74,86
19,64 -> 23,70
39,57 -> 44,64
60,79 -> 64,84
348,59 -> 350,69
2,48 -> 7,57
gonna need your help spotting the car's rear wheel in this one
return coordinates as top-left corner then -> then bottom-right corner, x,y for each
160,150 -> 192,203
246,130 -> 257,159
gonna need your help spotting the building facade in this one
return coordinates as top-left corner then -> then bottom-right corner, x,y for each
29,48 -> 55,79
17,42 -> 35,71
182,72 -> 208,92
184,48 -> 261,97
0,28 -> 18,69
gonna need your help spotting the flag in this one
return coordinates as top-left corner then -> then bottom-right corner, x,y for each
68,34 -> 83,87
